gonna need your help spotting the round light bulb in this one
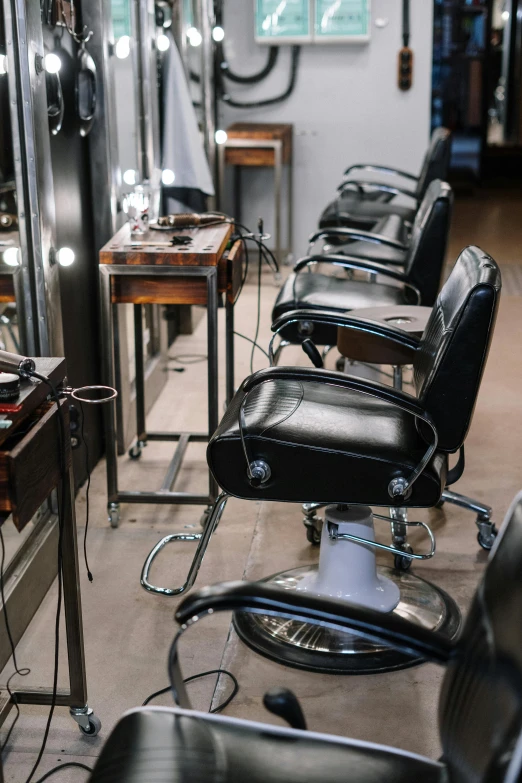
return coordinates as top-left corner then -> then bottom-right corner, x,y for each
212,26 -> 225,42
215,129 -> 228,145
2,247 -> 20,267
56,247 -> 75,267
161,169 -> 175,185
187,27 -> 202,47
157,34 -> 170,52
115,36 -> 131,59
502,10 -> 510,19
123,169 -> 137,186
0,55 -> 7,75
44,53 -> 62,74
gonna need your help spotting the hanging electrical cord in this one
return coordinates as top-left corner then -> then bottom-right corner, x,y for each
78,402 -> 93,583
218,43 -> 279,84
218,46 -> 301,109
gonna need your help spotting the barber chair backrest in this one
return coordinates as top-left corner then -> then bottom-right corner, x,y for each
415,127 -> 452,200
438,492 -> 522,783
403,179 -> 453,305
412,246 -> 501,453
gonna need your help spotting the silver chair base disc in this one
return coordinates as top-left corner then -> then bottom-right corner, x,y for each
233,565 -> 461,675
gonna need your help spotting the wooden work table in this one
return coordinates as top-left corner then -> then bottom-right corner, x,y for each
99,221 -> 243,528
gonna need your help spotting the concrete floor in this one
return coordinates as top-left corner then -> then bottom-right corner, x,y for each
1,190 -> 522,781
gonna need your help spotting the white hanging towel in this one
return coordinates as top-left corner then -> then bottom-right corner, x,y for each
162,32 -> 215,198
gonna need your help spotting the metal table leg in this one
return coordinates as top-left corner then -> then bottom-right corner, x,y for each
99,267 -> 120,528
274,140 -> 282,266
225,289 -> 235,406
133,304 -> 147,445
207,268 -> 219,502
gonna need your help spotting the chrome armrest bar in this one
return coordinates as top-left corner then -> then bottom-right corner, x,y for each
338,180 -> 418,201
291,256 -> 421,305
340,164 -> 419,182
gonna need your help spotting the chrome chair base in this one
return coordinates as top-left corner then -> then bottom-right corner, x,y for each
233,564 -> 461,675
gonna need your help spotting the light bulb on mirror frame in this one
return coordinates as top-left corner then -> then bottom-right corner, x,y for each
215,129 -> 228,145
115,36 -> 131,59
157,34 -> 170,52
56,247 -> 75,267
161,169 -> 175,185
2,247 -> 20,267
212,26 -> 225,42
187,27 -> 202,47
0,55 -> 7,75
44,53 -> 62,74
123,169 -> 138,186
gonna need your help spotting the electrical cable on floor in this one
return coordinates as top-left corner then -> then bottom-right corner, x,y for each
142,668 -> 239,713
78,402 -> 93,582
32,762 -> 93,783
233,331 -> 270,361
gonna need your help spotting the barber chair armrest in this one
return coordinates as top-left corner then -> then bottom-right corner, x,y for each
308,227 -> 407,253
271,308 -> 420,352
293,254 -> 421,304
242,366 -> 423,419
176,581 -> 453,665
341,164 -> 419,182
338,181 -> 419,202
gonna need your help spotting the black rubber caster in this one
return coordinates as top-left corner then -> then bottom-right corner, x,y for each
78,714 -> 101,737
306,524 -> 321,546
477,524 -> 497,551
128,444 -> 142,460
394,544 -> 413,572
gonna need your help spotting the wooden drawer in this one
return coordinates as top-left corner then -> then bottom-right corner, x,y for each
0,400 -> 71,531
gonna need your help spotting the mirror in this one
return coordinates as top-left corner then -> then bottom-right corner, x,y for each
0,7 -> 22,355
487,0 -> 522,147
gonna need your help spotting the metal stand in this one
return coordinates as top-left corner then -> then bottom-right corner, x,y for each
100,264 -> 229,528
218,138 -> 293,265
0,464 -> 100,737
234,504 -> 460,675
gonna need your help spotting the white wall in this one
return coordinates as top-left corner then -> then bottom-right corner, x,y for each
220,0 -> 434,257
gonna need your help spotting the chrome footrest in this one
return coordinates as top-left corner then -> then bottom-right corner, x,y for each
140,493 -> 229,596
328,512 -> 436,561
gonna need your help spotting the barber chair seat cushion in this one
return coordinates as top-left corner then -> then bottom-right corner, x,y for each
273,272 -> 407,345
207,377 -> 446,506
89,707 -> 446,783
319,193 -> 417,231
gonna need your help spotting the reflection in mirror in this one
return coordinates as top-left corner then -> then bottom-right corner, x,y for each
110,0 -> 140,202
0,6 -> 21,356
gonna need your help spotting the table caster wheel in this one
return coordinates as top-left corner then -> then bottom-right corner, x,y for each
128,444 -> 142,460
477,523 -> 497,551
200,507 -> 212,528
108,503 -> 120,529
394,544 -> 413,572
78,713 -> 101,737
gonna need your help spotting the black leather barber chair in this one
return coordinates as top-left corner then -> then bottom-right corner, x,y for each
319,127 -> 452,232
94,490 -> 522,783
141,247 -> 500,675
272,179 -> 453,364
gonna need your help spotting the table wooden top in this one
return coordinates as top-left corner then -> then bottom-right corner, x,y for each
100,222 -> 233,267
226,122 -> 293,140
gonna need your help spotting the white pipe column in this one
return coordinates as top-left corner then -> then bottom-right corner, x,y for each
296,505 -> 400,612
